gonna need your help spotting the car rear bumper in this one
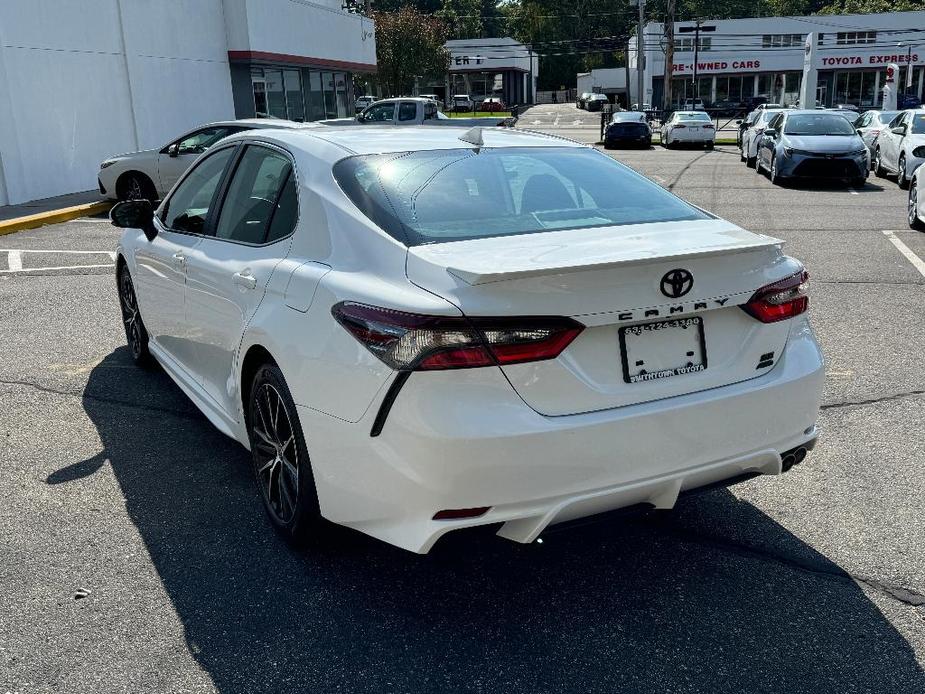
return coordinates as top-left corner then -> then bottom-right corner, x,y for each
299,317 -> 824,553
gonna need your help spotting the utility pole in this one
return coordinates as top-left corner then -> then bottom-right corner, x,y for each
631,0 -> 646,110
663,0 -> 676,112
678,21 -> 715,104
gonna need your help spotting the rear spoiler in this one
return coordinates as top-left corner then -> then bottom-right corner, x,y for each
408,223 -> 783,286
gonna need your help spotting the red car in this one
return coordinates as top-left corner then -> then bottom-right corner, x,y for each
479,97 -> 507,112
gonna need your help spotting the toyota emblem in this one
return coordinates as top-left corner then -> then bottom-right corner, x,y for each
660,269 -> 694,298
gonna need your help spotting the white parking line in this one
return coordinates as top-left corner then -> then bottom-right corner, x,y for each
0,249 -> 115,274
0,264 -> 114,274
7,251 -> 22,271
882,230 -> 925,278
848,188 -> 859,195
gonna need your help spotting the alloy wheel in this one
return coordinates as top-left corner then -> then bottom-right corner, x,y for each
898,156 -> 909,189
126,176 -> 145,201
119,269 -> 143,360
910,180 -> 925,230
251,382 -> 300,525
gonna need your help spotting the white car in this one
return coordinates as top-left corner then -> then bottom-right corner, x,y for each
740,109 -> 783,166
110,126 -> 824,554
354,95 -> 376,113
661,111 -> 716,148
909,164 -> 925,231
855,109 -> 901,159
98,119 -> 306,202
873,109 -> 925,189
451,94 -> 474,112
681,98 -> 706,111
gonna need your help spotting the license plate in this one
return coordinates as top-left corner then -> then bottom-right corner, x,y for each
619,317 -> 707,384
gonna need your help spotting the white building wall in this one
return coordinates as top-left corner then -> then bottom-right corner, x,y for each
0,0 -> 234,205
0,0 -> 375,205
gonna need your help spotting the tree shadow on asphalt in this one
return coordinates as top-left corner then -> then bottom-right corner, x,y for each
70,349 -> 925,694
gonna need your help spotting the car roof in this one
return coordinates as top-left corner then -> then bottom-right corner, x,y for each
242,125 -> 585,159
213,118 -> 308,129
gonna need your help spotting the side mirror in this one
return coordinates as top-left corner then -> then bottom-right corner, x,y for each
892,126 -> 906,135
735,119 -> 742,124
167,143 -> 180,158
763,129 -> 776,138
111,199 -> 157,241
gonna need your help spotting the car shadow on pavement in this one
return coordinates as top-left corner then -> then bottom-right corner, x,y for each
74,349 -> 925,693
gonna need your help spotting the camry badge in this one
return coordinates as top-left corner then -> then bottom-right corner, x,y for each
660,269 -> 694,298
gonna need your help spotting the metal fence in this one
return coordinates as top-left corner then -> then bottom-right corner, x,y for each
599,104 -> 748,143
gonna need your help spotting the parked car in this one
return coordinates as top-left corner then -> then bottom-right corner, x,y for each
603,112 -> 651,149
712,100 -> 742,117
110,125 -> 823,553
873,109 -> 925,189
740,109 -> 784,166
899,94 -> 923,109
909,162 -> 925,230
855,109 -> 901,159
681,98 -> 707,111
756,110 -> 869,187
631,103 -> 652,112
418,94 -> 444,109
661,111 -> 716,149
829,108 -> 862,127
585,94 -> 609,112
451,94 -> 475,112
479,97 -> 507,112
354,95 -> 376,113
97,119 -> 306,202
736,109 -> 760,149
327,98 -> 511,128
577,92 -> 591,109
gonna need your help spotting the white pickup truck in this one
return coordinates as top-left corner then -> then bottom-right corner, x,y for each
321,97 -> 515,128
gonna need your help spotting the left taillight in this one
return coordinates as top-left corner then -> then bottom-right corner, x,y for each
741,270 -> 810,323
332,302 -> 583,371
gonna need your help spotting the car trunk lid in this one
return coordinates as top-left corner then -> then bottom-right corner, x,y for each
406,220 -> 799,415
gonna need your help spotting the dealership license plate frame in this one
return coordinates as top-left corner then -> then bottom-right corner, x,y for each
618,316 -> 708,384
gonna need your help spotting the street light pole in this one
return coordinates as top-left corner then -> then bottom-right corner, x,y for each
633,0 -> 646,110
678,21 -> 715,106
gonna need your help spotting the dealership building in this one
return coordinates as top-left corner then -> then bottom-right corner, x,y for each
616,11 -> 925,110
0,0 -> 376,206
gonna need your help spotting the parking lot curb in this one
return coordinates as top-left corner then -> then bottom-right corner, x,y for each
0,201 -> 113,236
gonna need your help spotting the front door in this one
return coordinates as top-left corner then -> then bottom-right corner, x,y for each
881,112 -> 906,170
183,143 -> 299,417
157,126 -> 243,196
138,145 -> 237,371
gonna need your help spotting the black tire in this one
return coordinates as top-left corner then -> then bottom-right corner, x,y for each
705,142 -> 714,150
116,172 -> 157,202
850,177 -> 866,189
909,178 -> 925,231
247,363 -> 323,544
769,155 -> 784,185
118,264 -> 152,367
874,148 -> 886,178
898,155 -> 910,190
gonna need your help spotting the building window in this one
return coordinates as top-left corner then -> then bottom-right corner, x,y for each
673,37 -> 710,52
284,70 -> 304,122
762,34 -> 804,48
836,31 -> 876,45
306,71 -> 325,121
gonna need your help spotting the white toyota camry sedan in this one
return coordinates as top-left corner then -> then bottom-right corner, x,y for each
111,125 -> 824,553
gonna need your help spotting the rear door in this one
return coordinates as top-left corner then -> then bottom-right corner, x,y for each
183,143 -> 298,416
881,112 -> 906,169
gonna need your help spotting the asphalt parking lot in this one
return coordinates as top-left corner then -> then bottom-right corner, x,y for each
2,132 -> 925,693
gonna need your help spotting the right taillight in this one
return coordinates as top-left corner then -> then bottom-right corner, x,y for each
332,302 -> 583,371
741,270 -> 810,323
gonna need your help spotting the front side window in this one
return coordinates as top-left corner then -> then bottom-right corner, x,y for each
161,147 -> 235,234
175,127 -> 238,156
363,103 -> 396,122
333,147 -> 709,247
214,145 -> 295,244
783,113 -> 856,136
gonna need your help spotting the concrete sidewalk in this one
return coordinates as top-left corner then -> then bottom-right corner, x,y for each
0,190 -> 111,236
0,190 -> 106,222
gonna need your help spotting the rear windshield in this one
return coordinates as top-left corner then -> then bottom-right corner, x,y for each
784,113 -> 856,135
676,112 -> 711,121
333,146 -> 709,246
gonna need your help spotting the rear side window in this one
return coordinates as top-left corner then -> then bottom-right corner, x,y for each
333,146 -> 709,246
398,102 -> 417,121
214,145 -> 295,244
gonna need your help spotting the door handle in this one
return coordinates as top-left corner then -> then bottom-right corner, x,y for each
233,270 -> 258,290
172,252 -> 186,270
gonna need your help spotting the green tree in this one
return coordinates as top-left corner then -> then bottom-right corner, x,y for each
818,0 -> 924,12
437,0 -> 483,39
374,6 -> 451,96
